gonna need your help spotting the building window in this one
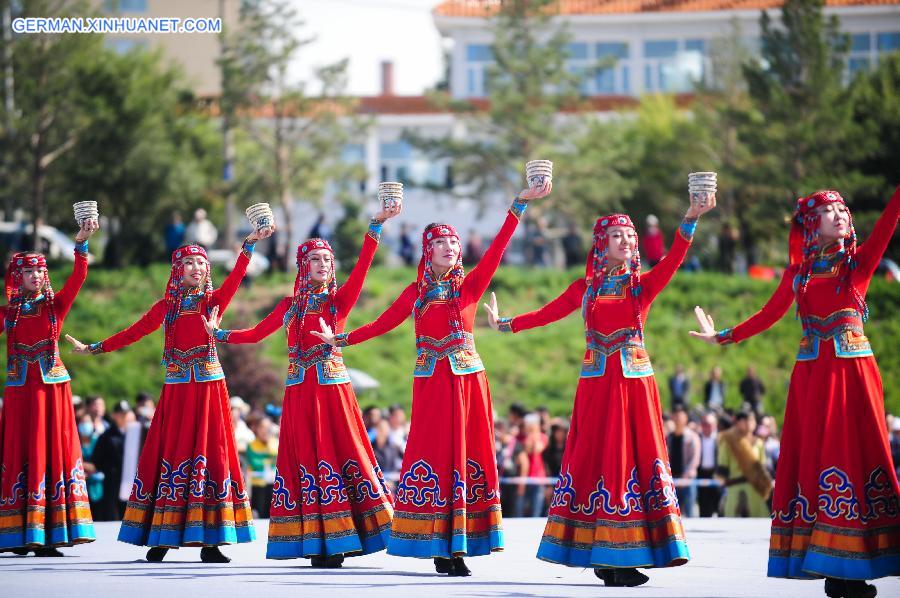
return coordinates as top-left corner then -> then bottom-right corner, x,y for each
105,38 -> 148,54
643,39 -> 706,93
466,44 -> 494,62
567,42 -> 589,60
467,67 -> 485,97
464,44 -> 493,97
380,141 -> 411,161
565,43 -> 591,94
877,32 -> 900,53
104,0 -> 148,11
380,141 -> 413,185
595,42 -> 630,95
683,39 -> 707,84
341,144 -> 365,163
848,33 -> 873,77
644,40 -> 678,59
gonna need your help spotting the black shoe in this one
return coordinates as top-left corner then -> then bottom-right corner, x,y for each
434,557 -> 453,574
448,557 -> 471,577
825,578 -> 877,598
310,554 -> 344,569
9,548 -> 30,556
33,546 -> 64,557
200,546 -> 231,564
594,567 -> 649,587
145,547 -> 169,562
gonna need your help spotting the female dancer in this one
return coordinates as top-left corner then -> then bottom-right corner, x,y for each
691,188 -> 900,598
312,182 -> 551,576
67,226 -> 273,563
484,191 -> 715,587
201,205 -> 400,567
0,219 -> 99,556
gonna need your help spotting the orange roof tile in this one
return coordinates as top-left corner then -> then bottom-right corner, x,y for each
197,93 -> 695,117
434,0 -> 900,17
357,93 -> 694,114
357,95 -> 488,114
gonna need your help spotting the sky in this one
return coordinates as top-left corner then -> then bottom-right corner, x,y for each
292,0 -> 447,96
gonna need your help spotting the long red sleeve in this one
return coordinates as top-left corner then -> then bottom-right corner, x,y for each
642,225 -> 692,304
210,244 -> 252,313
509,278 -> 585,333
343,283 -> 417,347
220,297 -> 290,344
853,186 -> 900,283
98,299 -> 167,353
335,228 -> 379,317
462,207 -> 523,303
719,267 -> 796,345
0,306 -> 5,336
54,244 -> 89,320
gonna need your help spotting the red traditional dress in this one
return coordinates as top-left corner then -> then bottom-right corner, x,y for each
214,221 -> 393,559
87,242 -> 257,548
0,243 -> 95,549
500,214 -> 696,569
715,189 -> 900,580
334,199 -> 529,559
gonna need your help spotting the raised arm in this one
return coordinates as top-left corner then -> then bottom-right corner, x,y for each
336,283 -> 417,348
853,185 -> 900,282
498,278 -> 586,334
210,239 -> 256,312
88,299 -> 167,354
641,217 -> 697,304
711,268 -> 796,345
462,199 -> 528,302
214,297 -> 291,345
53,240 -> 90,320
335,220 -> 382,317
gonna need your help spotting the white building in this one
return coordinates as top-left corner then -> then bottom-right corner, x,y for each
434,0 -> 900,98
330,0 -> 900,247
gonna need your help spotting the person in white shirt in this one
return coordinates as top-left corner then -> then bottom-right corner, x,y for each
185,208 -> 218,248
696,412 -> 721,517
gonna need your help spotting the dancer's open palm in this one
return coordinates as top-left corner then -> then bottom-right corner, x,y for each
202,306 -> 222,336
689,306 -> 718,344
310,317 -> 338,346
517,180 -> 552,202
65,334 -> 91,355
483,292 -> 502,331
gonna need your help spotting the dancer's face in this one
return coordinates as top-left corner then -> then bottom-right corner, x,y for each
816,202 -> 850,244
20,266 -> 46,293
430,236 -> 461,272
307,249 -> 333,284
181,256 -> 208,288
606,226 -> 636,266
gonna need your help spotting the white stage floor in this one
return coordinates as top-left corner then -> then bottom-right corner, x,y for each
2,518 -> 897,598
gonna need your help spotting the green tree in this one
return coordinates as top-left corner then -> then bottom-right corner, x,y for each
691,23 -> 780,266
332,199 -> 383,273
219,0 -> 366,268
0,0 -> 100,250
0,0 -> 221,262
848,51 -> 900,230
53,48 -> 222,265
740,0 -> 871,201
407,0 -> 585,208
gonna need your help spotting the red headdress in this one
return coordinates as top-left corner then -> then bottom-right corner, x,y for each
163,244 -> 214,365
585,214 -> 645,338
292,238 -> 338,348
790,190 -> 866,321
416,224 -> 465,337
4,252 -> 58,353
